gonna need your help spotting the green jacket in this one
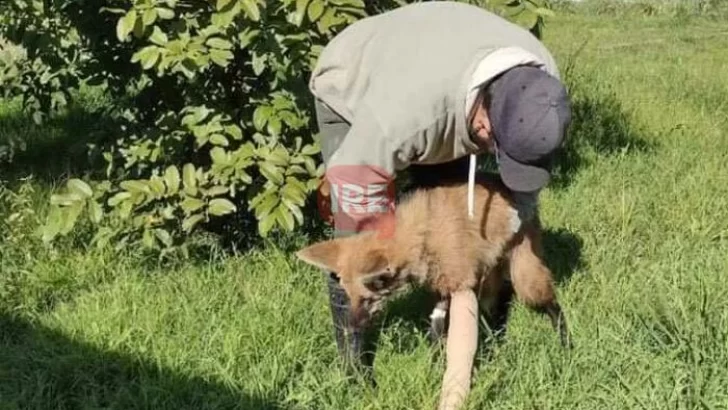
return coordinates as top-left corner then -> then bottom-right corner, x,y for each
310,1 -> 560,174
309,1 -> 560,230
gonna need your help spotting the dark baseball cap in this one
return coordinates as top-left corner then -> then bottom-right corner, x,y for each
487,65 -> 572,193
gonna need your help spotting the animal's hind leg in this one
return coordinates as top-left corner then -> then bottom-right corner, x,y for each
476,262 -> 513,338
508,217 -> 572,349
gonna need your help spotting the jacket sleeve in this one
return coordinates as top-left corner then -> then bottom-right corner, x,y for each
324,105 -> 402,237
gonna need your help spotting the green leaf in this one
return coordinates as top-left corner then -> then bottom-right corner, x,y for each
60,201 -> 84,235
149,177 -> 167,197
217,0 -> 234,10
108,191 -> 132,207
330,0 -> 365,6
208,198 -> 237,216
165,165 -> 181,195
282,180 -> 306,205
89,201 -> 103,224
238,28 -> 260,48
131,46 -> 161,70
51,193 -> 83,206
183,163 -> 197,195
41,206 -> 62,243
100,7 -> 127,15
211,0 -> 241,28
282,197 -> 304,224
178,58 -> 200,78
534,7 -> 555,17
249,190 -> 270,210
142,228 -> 156,248
120,180 -> 151,194
181,197 -> 205,213
209,49 -> 234,67
259,162 -> 284,185
235,142 -> 256,159
308,0 -> 325,21
155,228 -> 173,247
267,146 -> 289,166
133,12 -> 146,38
287,164 -> 307,175
276,204 -> 296,231
209,133 -> 229,146
67,178 -> 93,198
267,117 -> 282,136
225,124 -> 243,140
182,214 -> 205,232
181,106 -> 211,127
254,192 -> 279,219
206,37 -> 233,50
210,147 -> 230,165
253,105 -> 272,131
204,185 -> 229,197
301,143 -> 320,156
259,213 -> 276,236
251,52 -> 266,75
116,9 -> 137,41
295,0 -> 310,25
143,8 -> 158,26
304,156 -> 318,175
317,8 -> 344,33
156,7 -> 175,19
511,8 -> 539,29
149,26 -> 168,45
241,0 -> 261,21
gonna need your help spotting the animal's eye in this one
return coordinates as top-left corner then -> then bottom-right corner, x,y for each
329,272 -> 341,283
370,278 -> 387,290
366,273 -> 394,291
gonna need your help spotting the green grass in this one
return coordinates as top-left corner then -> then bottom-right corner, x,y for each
2,6 -> 728,410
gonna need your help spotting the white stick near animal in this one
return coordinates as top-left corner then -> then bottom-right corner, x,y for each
436,289 -> 479,410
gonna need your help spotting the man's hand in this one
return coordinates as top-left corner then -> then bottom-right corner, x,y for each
508,190 -> 540,234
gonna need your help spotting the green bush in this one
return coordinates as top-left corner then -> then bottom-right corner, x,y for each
0,0 -> 555,256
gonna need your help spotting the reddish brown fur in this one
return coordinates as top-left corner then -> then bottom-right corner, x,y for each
508,219 -> 555,307
296,174 -> 568,344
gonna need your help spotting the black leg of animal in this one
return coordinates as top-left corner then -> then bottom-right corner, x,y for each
543,302 -> 572,349
488,277 -> 514,339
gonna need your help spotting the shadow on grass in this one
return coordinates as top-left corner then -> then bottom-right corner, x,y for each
472,71 -> 656,191
550,66 -> 657,189
0,97 -> 117,185
0,313 -> 286,410
542,227 -> 585,285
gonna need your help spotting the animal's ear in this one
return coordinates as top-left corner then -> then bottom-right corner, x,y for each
295,240 -> 342,272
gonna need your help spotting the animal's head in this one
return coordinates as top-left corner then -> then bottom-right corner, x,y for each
295,233 -> 412,329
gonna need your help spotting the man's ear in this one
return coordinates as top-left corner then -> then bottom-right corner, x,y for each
295,240 -> 342,272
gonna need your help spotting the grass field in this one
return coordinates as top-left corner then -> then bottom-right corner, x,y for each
2,3 -> 728,410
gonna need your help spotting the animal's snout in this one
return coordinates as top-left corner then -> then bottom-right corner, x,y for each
349,305 -> 372,329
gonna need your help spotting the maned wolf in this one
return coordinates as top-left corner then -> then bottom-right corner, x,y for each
296,174 -> 571,348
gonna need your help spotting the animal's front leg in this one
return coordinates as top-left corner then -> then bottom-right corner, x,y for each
427,297 -> 450,344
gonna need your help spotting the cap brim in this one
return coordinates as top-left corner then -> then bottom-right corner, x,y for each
497,148 -> 551,193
